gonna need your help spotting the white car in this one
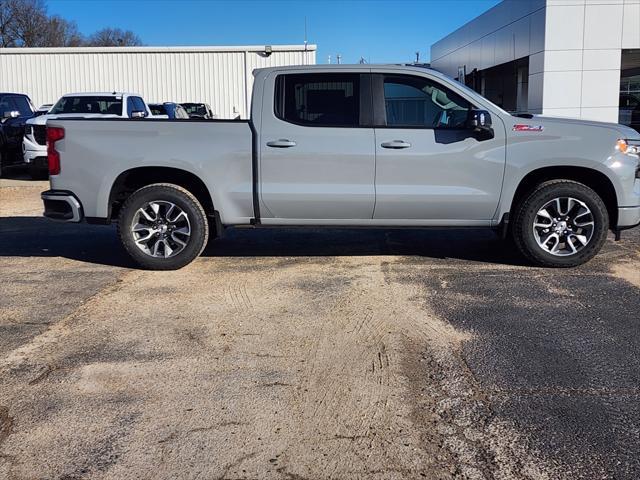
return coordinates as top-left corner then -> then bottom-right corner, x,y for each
23,92 -> 150,178
36,104 -> 53,114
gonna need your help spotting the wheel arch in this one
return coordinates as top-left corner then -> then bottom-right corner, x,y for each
508,166 -> 618,228
108,166 -> 215,221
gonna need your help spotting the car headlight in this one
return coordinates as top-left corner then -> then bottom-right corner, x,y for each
616,139 -> 640,156
24,124 -> 32,136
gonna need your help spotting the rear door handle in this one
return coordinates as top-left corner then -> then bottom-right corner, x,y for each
267,139 -> 297,148
381,140 -> 411,149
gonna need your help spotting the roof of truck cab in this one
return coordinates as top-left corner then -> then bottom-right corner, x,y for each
252,63 -> 450,79
60,92 -> 142,97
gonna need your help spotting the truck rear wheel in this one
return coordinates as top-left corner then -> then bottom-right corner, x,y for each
118,183 -> 209,270
29,164 -> 48,180
512,180 -> 609,267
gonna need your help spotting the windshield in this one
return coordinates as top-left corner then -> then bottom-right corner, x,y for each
182,103 -> 207,116
149,104 -> 167,115
50,96 -> 123,115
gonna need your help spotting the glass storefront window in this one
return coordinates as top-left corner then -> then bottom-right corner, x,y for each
620,50 -> 640,133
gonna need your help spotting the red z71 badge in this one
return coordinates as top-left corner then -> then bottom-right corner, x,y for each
513,124 -> 544,132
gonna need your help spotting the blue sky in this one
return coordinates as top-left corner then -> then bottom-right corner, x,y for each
48,0 -> 500,64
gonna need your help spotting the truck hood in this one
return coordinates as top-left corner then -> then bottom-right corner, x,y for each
26,113 -> 121,125
517,114 -> 640,139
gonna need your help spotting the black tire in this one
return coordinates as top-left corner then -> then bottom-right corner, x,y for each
0,151 -> 4,178
29,164 -> 48,180
117,183 -> 209,270
512,179 -> 609,267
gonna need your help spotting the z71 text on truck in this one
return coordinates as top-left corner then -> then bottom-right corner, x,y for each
41,65 -> 640,270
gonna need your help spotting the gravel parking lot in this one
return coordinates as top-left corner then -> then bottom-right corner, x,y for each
1,174 -> 639,480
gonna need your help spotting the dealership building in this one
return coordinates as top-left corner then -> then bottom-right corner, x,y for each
0,44 -> 316,119
431,0 -> 640,131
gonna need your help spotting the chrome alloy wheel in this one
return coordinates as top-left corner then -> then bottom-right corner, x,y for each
532,197 -> 595,256
131,201 -> 191,258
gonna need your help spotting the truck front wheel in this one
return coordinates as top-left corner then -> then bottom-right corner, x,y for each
512,180 -> 609,267
118,183 -> 209,270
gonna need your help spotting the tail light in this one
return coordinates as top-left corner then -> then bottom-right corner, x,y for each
47,127 -> 64,176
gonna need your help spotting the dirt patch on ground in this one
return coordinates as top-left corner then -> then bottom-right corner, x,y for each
0,254 -> 558,479
611,255 -> 640,289
0,184 -> 47,216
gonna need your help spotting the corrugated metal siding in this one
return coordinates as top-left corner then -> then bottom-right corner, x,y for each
0,45 -> 316,118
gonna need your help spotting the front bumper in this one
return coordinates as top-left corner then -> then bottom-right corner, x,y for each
42,190 -> 83,222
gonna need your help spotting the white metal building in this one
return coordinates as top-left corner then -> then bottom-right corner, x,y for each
0,44 -> 316,119
430,0 -> 640,130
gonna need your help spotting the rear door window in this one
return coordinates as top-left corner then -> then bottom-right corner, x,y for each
275,73 -> 362,127
150,105 -> 167,116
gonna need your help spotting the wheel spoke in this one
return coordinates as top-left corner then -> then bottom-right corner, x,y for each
566,198 -> 583,218
138,208 -> 156,222
171,233 -> 186,247
135,230 -> 155,244
152,239 -> 162,256
173,226 -> 190,236
162,240 -> 173,258
548,234 -> 561,254
574,210 -> 594,227
571,233 -> 588,246
574,220 -> 594,228
171,211 -> 188,223
165,203 -> 175,221
554,198 -> 564,216
538,208 -> 553,220
133,223 -> 152,233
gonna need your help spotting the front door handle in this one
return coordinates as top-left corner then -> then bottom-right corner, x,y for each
267,139 -> 297,148
381,140 -> 411,149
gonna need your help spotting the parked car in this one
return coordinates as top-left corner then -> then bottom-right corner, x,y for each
0,92 -> 36,177
181,103 -> 214,119
148,102 -> 190,119
23,92 -> 150,179
36,104 -> 53,115
42,65 -> 640,270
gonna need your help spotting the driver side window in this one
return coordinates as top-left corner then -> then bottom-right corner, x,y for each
383,75 -> 472,129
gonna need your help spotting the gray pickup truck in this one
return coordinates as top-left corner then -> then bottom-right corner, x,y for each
42,65 -> 640,270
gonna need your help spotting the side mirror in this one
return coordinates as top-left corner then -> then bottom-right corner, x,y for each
468,109 -> 492,128
2,110 -> 20,121
131,110 -> 146,119
467,109 -> 494,139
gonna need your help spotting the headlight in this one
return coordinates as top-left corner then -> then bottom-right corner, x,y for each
24,125 -> 32,136
616,139 -> 640,156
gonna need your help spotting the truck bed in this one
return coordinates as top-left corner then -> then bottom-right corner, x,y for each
48,118 -> 255,224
